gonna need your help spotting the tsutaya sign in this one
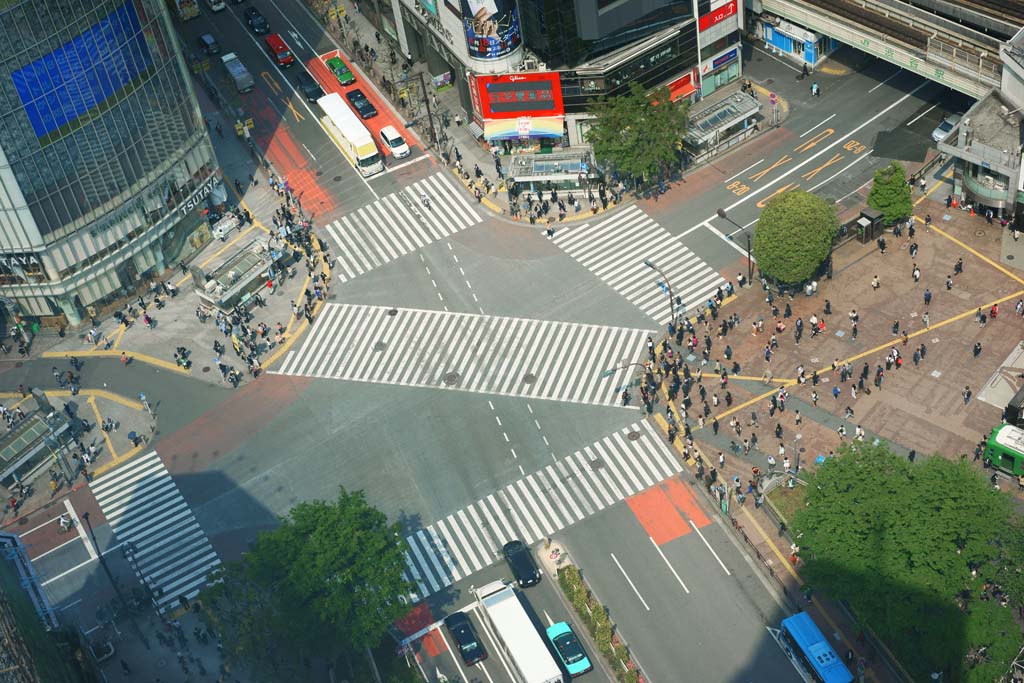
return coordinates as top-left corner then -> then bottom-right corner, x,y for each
415,0 -> 455,45
179,176 -> 218,217
0,252 -> 43,276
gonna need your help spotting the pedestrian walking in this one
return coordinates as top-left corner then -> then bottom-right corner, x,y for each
953,256 -> 963,275
877,237 -> 887,254
973,342 -> 983,358
922,311 -> 929,328
871,275 -> 880,290
120,352 -> 128,366
946,275 -> 953,290
923,288 -> 931,306
963,385 -> 972,404
832,385 -> 840,400
911,264 -> 920,283
811,390 -> 819,407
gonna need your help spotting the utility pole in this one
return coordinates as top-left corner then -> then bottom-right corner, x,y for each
418,71 -> 438,148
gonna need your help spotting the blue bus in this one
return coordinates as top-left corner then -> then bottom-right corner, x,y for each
774,612 -> 853,683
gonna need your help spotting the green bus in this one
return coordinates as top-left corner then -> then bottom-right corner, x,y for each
985,424 -> 1024,475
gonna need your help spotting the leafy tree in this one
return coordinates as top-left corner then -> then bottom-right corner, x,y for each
201,488 -> 412,680
792,443 -> 1023,681
751,190 -> 837,285
867,160 -> 913,224
584,82 -> 689,185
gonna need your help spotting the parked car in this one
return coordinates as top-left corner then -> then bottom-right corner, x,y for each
444,612 -> 488,666
502,540 -> 540,587
325,57 -> 356,86
546,621 -> 592,677
345,89 -> 377,119
295,71 -> 325,102
931,113 -> 963,143
245,7 -> 269,34
379,125 -> 410,158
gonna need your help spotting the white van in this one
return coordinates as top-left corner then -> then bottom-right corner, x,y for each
206,0 -> 226,11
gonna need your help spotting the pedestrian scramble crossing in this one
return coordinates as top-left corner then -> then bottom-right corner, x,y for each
552,205 -> 726,325
274,304 -> 652,406
400,421 -> 681,600
325,172 -> 482,284
90,451 -> 221,612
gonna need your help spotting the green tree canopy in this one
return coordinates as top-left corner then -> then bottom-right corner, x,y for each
201,488 -> 412,680
792,443 -> 1023,681
751,190 -> 837,285
866,160 -> 913,224
584,82 -> 689,184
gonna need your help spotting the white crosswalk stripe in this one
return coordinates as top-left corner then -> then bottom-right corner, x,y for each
89,451 -> 221,612
325,172 -> 482,283
274,304 -> 652,406
401,422 -> 681,601
552,205 -> 726,324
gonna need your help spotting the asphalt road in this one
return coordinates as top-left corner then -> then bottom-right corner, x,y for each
5,18 -> 980,683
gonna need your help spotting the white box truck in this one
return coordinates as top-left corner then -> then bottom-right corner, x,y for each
221,53 -> 254,94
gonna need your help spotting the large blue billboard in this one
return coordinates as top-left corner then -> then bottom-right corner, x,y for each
11,1 -> 154,140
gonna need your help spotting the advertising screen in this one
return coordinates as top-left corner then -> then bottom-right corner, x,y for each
460,0 -> 521,60
11,1 -> 154,140
476,72 -> 563,119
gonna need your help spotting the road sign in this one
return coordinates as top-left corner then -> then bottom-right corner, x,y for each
245,118 -> 254,130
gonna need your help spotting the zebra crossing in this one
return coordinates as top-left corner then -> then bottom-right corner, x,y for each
400,421 -> 681,600
90,451 -> 221,612
325,172 -> 482,284
274,304 -> 651,406
552,205 -> 726,325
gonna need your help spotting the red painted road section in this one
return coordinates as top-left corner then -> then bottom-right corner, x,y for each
153,375 -> 311,488
248,96 -> 337,214
627,476 -> 712,546
309,51 -> 419,159
395,602 -> 446,657
9,485 -> 106,560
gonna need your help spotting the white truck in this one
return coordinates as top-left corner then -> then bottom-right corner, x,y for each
221,53 -> 254,94
167,0 -> 200,21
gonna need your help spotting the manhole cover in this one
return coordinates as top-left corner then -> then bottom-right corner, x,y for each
374,341 -> 387,352
316,170 -> 323,176
202,366 -> 210,373
387,308 -> 398,316
976,230 -> 986,236
14,361 -> 22,368
444,372 -> 460,386
522,373 -> 536,385
334,176 -> 342,182
627,430 -> 641,441
1009,254 -> 1015,261
589,458 -> 605,470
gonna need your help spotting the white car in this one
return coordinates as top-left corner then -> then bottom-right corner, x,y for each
931,113 -> 962,143
379,126 -> 410,159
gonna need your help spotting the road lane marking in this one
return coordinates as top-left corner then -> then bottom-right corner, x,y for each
798,114 -> 836,138
65,499 -> 96,560
649,536 -> 690,593
807,150 -> 873,193
690,520 -> 731,575
724,158 -> 765,182
611,552 -> 650,610
868,69 -> 902,93
906,103 -> 937,126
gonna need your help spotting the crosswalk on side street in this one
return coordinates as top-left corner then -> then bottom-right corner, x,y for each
324,172 -> 482,284
90,451 -> 221,613
552,205 -> 727,325
399,421 -> 682,601
274,303 -> 652,406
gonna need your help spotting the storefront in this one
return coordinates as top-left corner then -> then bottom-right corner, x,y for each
759,17 -> 838,69
470,72 -> 567,153
699,46 -> 740,97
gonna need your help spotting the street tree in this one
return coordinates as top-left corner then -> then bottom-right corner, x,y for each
792,443 -> 1023,682
866,160 -> 913,224
584,82 -> 689,186
751,190 -> 837,285
201,488 -> 412,680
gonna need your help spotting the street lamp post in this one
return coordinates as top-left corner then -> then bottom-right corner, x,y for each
716,208 -> 754,284
81,512 -> 150,649
643,259 -> 676,322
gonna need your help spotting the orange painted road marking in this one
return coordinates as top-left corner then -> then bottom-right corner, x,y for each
421,629 -> 446,657
626,486 -> 691,545
662,477 -> 712,528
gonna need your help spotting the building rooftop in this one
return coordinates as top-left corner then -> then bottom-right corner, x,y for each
963,91 -> 1023,154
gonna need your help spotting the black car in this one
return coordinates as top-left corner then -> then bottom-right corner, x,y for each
502,540 -> 540,587
295,71 -> 324,102
345,88 -> 378,119
245,7 -> 269,34
444,612 -> 487,666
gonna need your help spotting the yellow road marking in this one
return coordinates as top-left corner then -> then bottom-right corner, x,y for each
262,233 -> 331,369
926,222 -> 1024,287
41,348 -> 187,374
91,443 -> 146,478
111,323 -> 128,350
0,388 -> 145,410
87,395 -> 119,462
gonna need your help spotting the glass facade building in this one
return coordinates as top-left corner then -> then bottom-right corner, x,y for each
0,0 -> 217,324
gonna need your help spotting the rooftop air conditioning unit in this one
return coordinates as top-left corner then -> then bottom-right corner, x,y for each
522,58 -> 538,70
204,280 -> 218,294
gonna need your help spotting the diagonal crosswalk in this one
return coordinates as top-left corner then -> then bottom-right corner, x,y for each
274,304 -> 652,406
90,451 -> 221,612
324,172 -> 482,283
400,421 -> 681,601
552,205 -> 726,324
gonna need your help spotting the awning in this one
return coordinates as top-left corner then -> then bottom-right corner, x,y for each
467,120 -> 484,140
483,116 -> 564,140
670,80 -> 697,101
